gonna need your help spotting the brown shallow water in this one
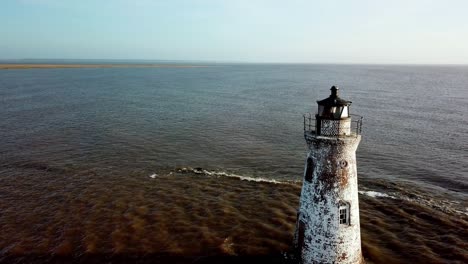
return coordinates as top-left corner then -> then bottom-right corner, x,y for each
0,165 -> 466,264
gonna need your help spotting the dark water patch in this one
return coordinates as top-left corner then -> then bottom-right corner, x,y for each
0,161 -> 68,174
0,254 -> 293,264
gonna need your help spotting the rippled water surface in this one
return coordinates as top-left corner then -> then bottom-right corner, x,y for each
0,64 -> 467,263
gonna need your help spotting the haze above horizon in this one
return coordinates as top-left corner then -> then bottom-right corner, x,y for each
1,0 -> 467,64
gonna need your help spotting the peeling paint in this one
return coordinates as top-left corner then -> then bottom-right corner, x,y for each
294,131 -> 364,264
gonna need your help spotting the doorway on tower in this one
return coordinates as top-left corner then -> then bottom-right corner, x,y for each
304,158 -> 314,182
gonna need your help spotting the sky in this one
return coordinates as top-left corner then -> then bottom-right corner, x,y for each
1,0 -> 467,64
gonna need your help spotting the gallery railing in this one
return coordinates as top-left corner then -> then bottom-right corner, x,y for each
303,113 -> 362,137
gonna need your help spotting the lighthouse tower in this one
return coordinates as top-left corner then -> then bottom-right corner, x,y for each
294,86 -> 363,264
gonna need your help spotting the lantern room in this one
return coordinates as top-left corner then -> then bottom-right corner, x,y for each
316,86 -> 352,120
315,86 -> 353,136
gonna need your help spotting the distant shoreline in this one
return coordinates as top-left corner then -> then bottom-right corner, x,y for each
0,64 -> 208,70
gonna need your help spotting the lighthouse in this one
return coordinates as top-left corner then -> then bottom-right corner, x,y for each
294,86 -> 364,263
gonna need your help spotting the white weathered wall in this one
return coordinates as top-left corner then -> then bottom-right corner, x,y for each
295,135 -> 363,264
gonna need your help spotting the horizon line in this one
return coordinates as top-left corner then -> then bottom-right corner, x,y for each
0,58 -> 467,66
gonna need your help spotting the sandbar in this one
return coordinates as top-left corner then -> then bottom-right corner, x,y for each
0,64 -> 207,70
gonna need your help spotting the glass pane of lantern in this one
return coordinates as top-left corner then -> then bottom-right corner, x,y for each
318,105 -> 324,115
333,106 -> 342,119
341,106 -> 348,118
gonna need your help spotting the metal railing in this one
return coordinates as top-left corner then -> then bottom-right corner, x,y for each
303,113 -> 363,137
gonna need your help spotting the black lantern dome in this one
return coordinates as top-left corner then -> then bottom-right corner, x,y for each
316,86 -> 352,119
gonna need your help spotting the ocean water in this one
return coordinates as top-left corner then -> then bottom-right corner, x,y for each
0,64 -> 467,263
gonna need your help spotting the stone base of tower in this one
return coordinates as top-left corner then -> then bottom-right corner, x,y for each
294,134 -> 363,264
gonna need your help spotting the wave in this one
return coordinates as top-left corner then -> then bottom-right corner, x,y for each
359,189 -> 467,217
174,167 -> 299,185
359,190 -> 396,199
154,167 -> 467,217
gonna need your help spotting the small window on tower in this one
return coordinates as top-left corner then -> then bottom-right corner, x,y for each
339,204 -> 350,225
